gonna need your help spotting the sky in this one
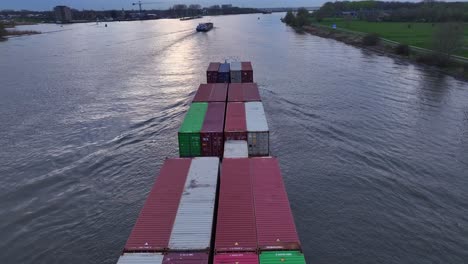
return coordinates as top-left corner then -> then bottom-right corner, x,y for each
0,0 -> 462,11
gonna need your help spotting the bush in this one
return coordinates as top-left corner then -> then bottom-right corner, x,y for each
362,33 -> 380,46
0,22 -> 6,40
295,8 -> 310,27
395,44 -> 410,56
416,53 -> 451,67
283,11 -> 296,26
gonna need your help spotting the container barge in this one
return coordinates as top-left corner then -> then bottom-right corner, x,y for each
116,61 -> 306,264
196,22 -> 213,32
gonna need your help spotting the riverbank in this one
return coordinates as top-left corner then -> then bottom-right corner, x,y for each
1,22 -> 41,41
301,24 -> 468,80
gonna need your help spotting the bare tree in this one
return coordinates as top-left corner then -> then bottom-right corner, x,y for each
432,22 -> 464,61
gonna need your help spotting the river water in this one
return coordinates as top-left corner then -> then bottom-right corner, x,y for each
1,13 -> 468,264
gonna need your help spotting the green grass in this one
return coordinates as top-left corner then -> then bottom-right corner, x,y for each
313,18 -> 468,58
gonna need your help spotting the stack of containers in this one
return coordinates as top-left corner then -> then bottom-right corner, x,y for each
214,158 -> 306,264
254,157 -> 299,251
206,61 -> 254,84
241,62 -> 254,83
217,63 -> 230,83
117,61 -> 306,264
224,102 -> 269,156
230,61 -> 242,83
228,83 -> 261,102
178,102 -> 226,157
201,103 -> 226,157
192,83 -> 228,103
117,157 -> 219,263
178,103 -> 208,157
206,63 -> 220,83
214,158 -> 259,263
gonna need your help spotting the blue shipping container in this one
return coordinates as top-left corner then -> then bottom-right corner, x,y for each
217,63 -> 231,83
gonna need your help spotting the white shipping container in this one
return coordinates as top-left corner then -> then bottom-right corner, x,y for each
245,102 -> 269,156
230,61 -> 242,71
168,157 -> 219,251
224,140 -> 249,158
117,253 -> 164,264
230,62 -> 242,83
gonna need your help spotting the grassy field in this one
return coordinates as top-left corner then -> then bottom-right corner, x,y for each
314,18 -> 468,58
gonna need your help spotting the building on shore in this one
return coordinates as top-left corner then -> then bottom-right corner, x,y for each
54,6 -> 72,23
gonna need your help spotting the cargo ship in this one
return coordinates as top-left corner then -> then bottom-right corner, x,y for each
180,15 -> 203,21
115,61 -> 306,264
196,22 -> 213,32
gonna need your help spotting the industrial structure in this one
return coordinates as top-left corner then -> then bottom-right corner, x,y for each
54,6 -> 72,23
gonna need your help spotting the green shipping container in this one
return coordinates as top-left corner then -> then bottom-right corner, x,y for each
260,251 -> 306,264
178,102 -> 208,157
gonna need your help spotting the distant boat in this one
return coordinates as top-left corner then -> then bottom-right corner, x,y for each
180,15 -> 203,21
262,10 -> 272,14
196,22 -> 213,32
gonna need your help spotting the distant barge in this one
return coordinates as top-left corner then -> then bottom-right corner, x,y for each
180,15 -> 203,21
196,22 -> 213,32
115,61 -> 306,264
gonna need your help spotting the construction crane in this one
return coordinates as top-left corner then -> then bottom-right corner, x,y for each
132,1 -> 164,18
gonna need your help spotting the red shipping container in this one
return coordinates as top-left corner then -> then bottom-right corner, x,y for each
228,83 -> 261,102
124,159 -> 191,252
215,158 -> 257,253
251,157 -> 302,251
241,62 -> 253,83
224,102 -> 247,141
162,252 -> 209,264
214,253 -> 259,264
193,84 -> 228,102
207,63 -> 220,83
201,102 -> 226,157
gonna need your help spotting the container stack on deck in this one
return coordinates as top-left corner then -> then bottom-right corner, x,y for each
116,61 -> 306,264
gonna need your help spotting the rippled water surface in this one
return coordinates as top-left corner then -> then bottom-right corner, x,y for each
1,13 -> 468,264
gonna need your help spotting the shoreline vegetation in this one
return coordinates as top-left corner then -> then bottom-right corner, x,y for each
0,22 -> 41,41
283,2 -> 468,80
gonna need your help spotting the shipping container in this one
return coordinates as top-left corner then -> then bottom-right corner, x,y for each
168,157 -> 219,251
245,102 -> 269,156
259,251 -> 306,264
251,158 -> 301,251
214,253 -> 259,264
117,253 -> 164,264
228,83 -> 261,102
223,140 -> 248,158
207,63 -> 220,83
178,103 -> 208,157
241,62 -> 253,83
193,84 -> 228,102
163,252 -> 209,264
124,159 -> 191,252
201,102 -> 226,157
230,62 -> 242,83
215,158 -> 257,253
218,63 -> 231,83
224,102 -> 247,141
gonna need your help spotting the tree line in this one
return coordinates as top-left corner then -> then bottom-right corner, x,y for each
0,4 -> 261,22
283,8 -> 310,27
313,1 -> 468,22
